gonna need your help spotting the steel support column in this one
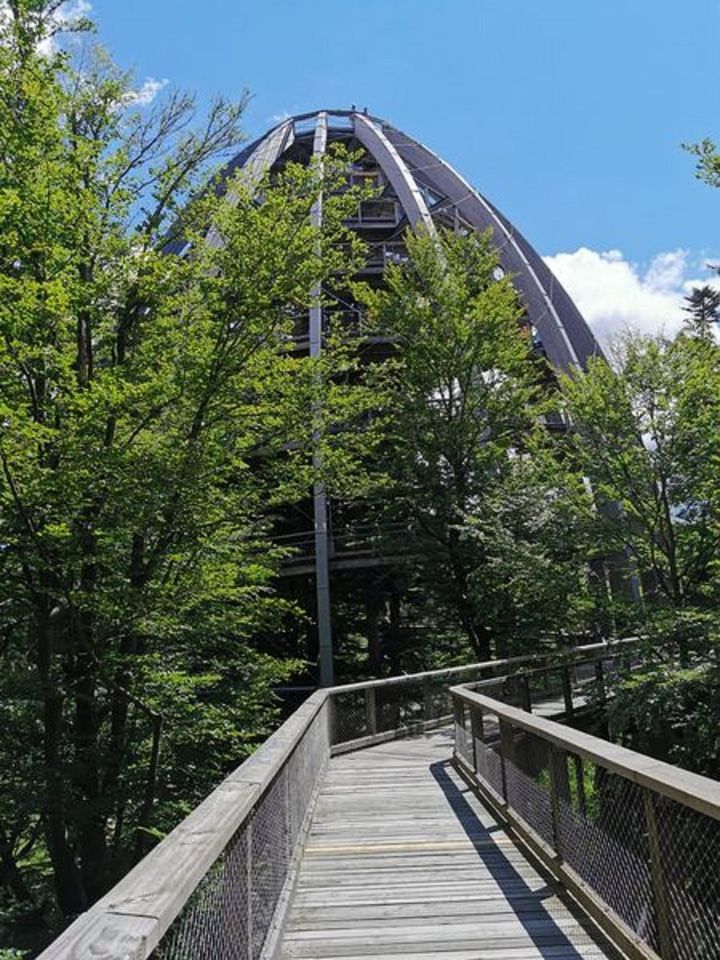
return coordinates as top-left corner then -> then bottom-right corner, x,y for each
309,112 -> 334,687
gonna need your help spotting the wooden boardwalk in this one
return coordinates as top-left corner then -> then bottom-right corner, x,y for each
280,730 -> 622,960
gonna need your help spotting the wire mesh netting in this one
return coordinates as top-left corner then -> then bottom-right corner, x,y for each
329,689 -> 367,745
454,703 -> 472,767
472,711 -> 504,803
503,729 -> 555,848
654,794 -> 720,959
460,679 -> 720,960
330,673 -> 471,749
556,757 -> 658,949
153,702 -> 329,960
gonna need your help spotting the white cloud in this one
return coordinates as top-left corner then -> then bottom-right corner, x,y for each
123,77 -> 169,107
543,247 -> 720,346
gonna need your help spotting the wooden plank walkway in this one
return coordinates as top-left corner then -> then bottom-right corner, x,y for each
280,730 -> 622,960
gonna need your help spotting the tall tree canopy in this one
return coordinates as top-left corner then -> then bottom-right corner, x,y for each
561,334 -> 720,615
0,0 -> 372,930
357,229 -> 589,661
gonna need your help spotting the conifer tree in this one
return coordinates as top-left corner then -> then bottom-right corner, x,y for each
682,284 -> 720,339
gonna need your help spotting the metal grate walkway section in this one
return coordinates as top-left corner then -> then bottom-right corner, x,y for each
280,730 -> 621,960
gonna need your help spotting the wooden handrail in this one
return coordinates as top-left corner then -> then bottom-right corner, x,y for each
37,691 -> 331,959
452,684 -> 720,822
37,638 -> 639,959
326,637 -> 637,694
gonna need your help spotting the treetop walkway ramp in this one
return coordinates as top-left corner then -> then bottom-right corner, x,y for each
40,641 -> 720,960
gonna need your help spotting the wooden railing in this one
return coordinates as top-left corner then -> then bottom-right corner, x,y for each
452,661 -> 720,960
37,640 -> 634,960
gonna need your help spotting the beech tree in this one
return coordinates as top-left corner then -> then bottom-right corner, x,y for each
0,1 -> 370,926
357,229 -> 550,661
561,334 -> 720,614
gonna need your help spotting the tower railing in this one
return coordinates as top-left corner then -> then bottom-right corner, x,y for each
38,639 -> 634,960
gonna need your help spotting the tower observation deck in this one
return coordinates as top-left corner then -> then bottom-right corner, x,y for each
208,110 -> 604,684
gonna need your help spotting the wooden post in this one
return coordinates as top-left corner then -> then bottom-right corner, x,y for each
365,687 -> 377,736
549,747 -> 570,860
521,674 -> 532,712
453,697 -> 464,727
643,789 -> 673,959
423,677 -> 433,723
561,666 -> 574,719
499,719 -> 514,803
327,693 -> 337,747
470,706 -> 484,775
452,697 -> 466,762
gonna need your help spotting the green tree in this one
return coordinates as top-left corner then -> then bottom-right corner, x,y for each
461,447 -> 606,655
357,228 -> 553,661
682,284 -> 720,340
684,136 -> 720,188
606,610 -> 720,778
0,1 -> 369,927
561,333 -> 720,617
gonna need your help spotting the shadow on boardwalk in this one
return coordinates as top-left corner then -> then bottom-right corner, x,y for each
431,758 -> 620,959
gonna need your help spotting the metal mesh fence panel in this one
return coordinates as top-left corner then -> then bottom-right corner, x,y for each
654,795 -> 720,960
527,667 -> 564,704
153,701 -> 329,960
154,825 -> 251,960
472,710 -> 504,803
454,702 -> 472,766
503,729 -> 554,847
249,765 -> 290,952
330,690 -> 367,745
377,683 -> 415,733
331,673 -> 468,749
285,707 -> 328,847
423,674 -> 454,720
556,756 -> 657,949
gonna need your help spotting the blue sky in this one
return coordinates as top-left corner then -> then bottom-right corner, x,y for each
92,0 -> 720,341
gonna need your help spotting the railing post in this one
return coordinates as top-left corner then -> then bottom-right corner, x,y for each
561,666 -> 574,719
327,693 -> 337,747
521,674 -> 532,712
548,747 -> 570,861
470,706 -> 484,774
365,687 -> 377,736
423,676 -> 433,723
453,697 -> 466,760
453,697 -> 464,732
643,789 -> 673,959
499,719 -> 514,803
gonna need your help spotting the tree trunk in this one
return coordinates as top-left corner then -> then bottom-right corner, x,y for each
447,543 -> 491,661
0,829 -> 33,904
36,599 -> 87,916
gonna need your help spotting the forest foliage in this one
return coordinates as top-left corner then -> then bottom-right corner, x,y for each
0,0 -> 379,941
1,1 -> 720,952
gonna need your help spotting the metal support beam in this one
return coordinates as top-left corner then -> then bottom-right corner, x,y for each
309,113 -> 334,687
353,113 -> 436,234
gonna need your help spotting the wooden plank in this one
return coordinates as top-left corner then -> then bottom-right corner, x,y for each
278,731 -> 619,960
